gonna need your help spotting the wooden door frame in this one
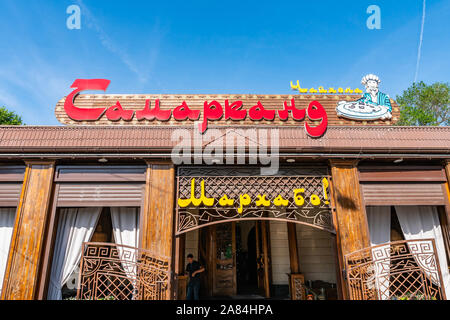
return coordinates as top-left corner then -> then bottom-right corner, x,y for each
194,220 -> 273,298
260,220 -> 272,298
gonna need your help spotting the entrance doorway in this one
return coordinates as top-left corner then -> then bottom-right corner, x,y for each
236,222 -> 259,295
198,221 -> 271,299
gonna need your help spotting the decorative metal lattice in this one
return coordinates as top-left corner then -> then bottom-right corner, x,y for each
345,239 -> 446,300
176,167 -> 334,234
77,242 -> 170,300
289,274 -> 306,300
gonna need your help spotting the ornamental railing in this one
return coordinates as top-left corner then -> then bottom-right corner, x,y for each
77,242 -> 170,300
344,239 -> 446,300
288,274 -> 306,300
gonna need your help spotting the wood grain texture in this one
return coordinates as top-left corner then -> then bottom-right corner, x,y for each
359,166 -> 447,182
55,94 -> 400,127
141,160 -> 175,299
261,221 -> 271,298
443,161 -> 450,240
1,161 -> 55,300
287,223 -> 300,274
361,183 -> 446,206
445,161 -> 450,185
330,160 -> 370,257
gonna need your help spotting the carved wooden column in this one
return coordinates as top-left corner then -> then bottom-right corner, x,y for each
141,160 -> 175,300
330,160 -> 370,300
444,160 -> 450,201
287,223 -> 300,274
1,161 -> 55,300
261,221 -> 271,298
174,233 -> 187,300
443,160 -> 450,228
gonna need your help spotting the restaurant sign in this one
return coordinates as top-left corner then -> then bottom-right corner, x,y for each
175,167 -> 334,234
62,79 -> 328,137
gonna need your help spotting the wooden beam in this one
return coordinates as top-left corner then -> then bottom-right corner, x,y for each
261,221 -> 271,298
330,160 -> 370,255
141,160 -> 175,300
445,160 -> 450,183
330,160 -> 369,300
287,223 -> 300,274
174,233 -> 186,300
443,161 -> 450,239
176,234 -> 186,275
1,161 -> 55,300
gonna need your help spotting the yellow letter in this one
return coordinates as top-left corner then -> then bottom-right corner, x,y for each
273,195 -> 289,207
322,178 -> 330,205
199,179 -> 215,206
255,194 -> 271,207
219,194 -> 234,207
178,178 -> 198,207
318,86 -> 327,93
238,194 -> 252,214
293,189 -> 305,206
190,178 -> 202,206
310,194 -> 321,206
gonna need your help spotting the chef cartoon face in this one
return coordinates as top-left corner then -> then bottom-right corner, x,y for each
365,79 -> 379,96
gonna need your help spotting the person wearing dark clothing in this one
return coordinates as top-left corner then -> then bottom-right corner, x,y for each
185,253 -> 205,300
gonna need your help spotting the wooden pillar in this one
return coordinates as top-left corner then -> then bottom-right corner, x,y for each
443,160 -> 450,232
444,160 -> 450,208
330,160 -> 370,300
175,234 -> 186,275
287,223 -> 300,274
445,160 -> 450,183
174,233 -> 186,300
1,161 -> 55,300
261,221 -> 271,298
141,160 -> 175,300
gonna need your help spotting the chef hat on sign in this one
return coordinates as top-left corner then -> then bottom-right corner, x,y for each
361,74 -> 380,86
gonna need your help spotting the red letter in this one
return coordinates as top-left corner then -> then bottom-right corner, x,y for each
305,101 -> 328,138
136,99 -> 171,121
105,101 -> 134,121
63,79 -> 110,120
224,100 -> 246,120
249,102 -> 276,121
200,100 -> 223,133
173,101 -> 201,121
278,99 -> 305,121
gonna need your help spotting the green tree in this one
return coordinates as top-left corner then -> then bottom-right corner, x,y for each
397,82 -> 449,126
0,106 -> 23,125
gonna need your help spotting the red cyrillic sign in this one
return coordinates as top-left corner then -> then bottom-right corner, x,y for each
64,79 -> 328,137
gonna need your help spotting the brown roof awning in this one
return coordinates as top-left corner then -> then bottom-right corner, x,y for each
0,125 -> 448,158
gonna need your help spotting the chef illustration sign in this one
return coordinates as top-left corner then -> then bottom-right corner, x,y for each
56,74 -> 396,138
336,74 -> 392,121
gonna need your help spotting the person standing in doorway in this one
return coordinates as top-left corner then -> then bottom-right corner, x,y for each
186,253 -> 205,300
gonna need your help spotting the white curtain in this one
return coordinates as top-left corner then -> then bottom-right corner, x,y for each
366,206 -> 391,300
47,207 -> 101,300
110,207 -> 140,299
395,206 -> 450,299
110,207 -> 140,279
0,208 -> 16,293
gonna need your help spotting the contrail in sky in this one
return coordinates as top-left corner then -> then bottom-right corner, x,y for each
75,0 -> 147,83
414,0 -> 426,83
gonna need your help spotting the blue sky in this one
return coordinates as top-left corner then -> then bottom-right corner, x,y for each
0,0 -> 449,125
